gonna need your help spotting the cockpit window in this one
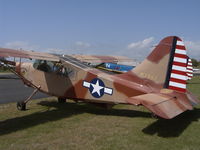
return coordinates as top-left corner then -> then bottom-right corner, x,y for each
33,60 -> 75,77
33,60 -> 53,72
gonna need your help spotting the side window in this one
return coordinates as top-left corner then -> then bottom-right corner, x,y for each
33,60 -> 76,78
33,60 -> 53,72
53,62 -> 65,75
33,60 -> 52,72
33,59 -> 40,69
53,63 -> 75,77
65,66 -> 75,77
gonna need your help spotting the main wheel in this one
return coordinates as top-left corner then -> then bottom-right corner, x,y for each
17,101 -> 26,111
151,113 -> 158,119
58,98 -> 66,103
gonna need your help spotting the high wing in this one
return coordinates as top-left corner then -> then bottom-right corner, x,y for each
0,48 -> 135,70
69,54 -> 134,64
0,47 -> 135,75
0,48 -> 59,62
69,54 -> 137,73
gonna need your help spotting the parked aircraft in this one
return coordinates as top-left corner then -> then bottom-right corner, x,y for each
0,36 -> 198,119
96,62 -> 135,73
186,58 -> 193,80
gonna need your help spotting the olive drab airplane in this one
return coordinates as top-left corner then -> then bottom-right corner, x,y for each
0,36 -> 198,119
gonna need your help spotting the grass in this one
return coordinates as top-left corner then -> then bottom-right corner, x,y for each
0,76 -> 200,150
0,70 -> 11,73
0,67 -> 11,73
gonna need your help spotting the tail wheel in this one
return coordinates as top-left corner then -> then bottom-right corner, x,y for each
58,97 -> 66,103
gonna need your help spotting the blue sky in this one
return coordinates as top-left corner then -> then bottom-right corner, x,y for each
1,0 -> 200,60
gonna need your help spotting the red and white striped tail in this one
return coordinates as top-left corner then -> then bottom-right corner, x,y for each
168,38 -> 187,93
186,58 -> 193,80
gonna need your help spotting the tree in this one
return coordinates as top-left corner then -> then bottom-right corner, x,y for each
191,58 -> 199,67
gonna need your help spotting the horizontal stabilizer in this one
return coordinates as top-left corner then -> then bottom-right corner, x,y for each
127,93 -> 193,119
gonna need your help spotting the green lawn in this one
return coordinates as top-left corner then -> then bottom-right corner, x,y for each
0,67 -> 11,73
0,76 -> 200,150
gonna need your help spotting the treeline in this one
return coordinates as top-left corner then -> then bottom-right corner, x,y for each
0,65 -> 10,72
191,58 -> 200,68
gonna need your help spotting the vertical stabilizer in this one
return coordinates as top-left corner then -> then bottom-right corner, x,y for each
132,36 -> 188,93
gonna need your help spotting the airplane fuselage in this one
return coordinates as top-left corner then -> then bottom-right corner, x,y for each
17,61 -> 150,105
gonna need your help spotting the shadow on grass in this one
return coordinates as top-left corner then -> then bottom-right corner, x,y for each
142,108 -> 200,137
1,100 -> 199,137
0,101 -> 150,136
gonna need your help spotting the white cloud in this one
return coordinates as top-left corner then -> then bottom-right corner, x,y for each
185,40 -> 200,60
4,41 -> 66,54
116,37 -> 155,61
4,41 -> 39,50
3,40 -> 93,55
127,37 -> 154,49
43,48 -> 65,54
75,41 -> 91,49
62,41 -> 93,55
3,38 -> 200,61
125,37 -> 200,61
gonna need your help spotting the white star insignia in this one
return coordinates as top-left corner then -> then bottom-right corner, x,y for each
91,80 -> 104,96
83,79 -> 113,97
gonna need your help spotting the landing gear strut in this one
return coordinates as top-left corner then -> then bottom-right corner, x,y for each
17,86 -> 40,111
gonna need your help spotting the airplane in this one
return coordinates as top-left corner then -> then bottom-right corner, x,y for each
0,36 -> 198,119
188,59 -> 200,76
33,54 -> 137,74
186,58 -> 193,80
96,62 -> 135,73
70,54 -> 136,73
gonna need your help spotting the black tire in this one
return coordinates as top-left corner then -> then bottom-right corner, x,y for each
151,113 -> 159,119
58,98 -> 66,103
17,101 -> 26,111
